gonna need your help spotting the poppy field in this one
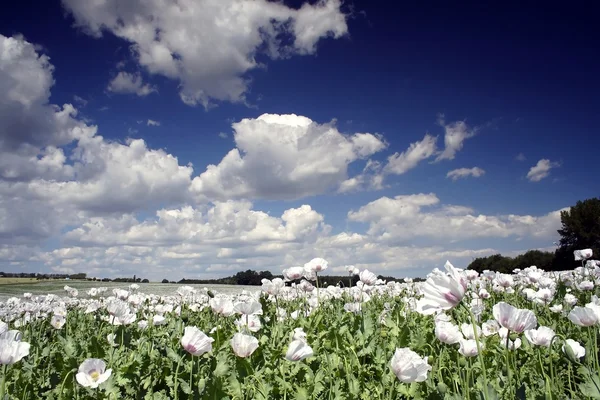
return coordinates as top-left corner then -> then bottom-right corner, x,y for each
1,253 -> 600,399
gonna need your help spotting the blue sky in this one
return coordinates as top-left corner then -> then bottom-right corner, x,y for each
0,0 -> 597,281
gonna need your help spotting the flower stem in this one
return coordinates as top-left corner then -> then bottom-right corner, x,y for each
174,356 -> 182,400
504,332 -> 513,399
189,356 -> 194,399
465,304 -> 490,400
0,364 -> 7,400
59,368 -> 75,400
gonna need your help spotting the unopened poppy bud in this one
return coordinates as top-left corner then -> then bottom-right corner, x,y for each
437,382 -> 448,394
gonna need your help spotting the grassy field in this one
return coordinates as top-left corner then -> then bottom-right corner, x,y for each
0,277 -> 39,285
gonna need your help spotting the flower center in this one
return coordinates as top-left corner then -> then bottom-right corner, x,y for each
89,370 -> 100,381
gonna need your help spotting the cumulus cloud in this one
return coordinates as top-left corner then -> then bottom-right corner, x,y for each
62,0 -> 348,107
434,115 -> 478,162
64,201 -> 329,247
107,72 -> 156,96
34,191 -> 566,280
0,34 -> 97,182
527,159 -> 560,182
191,113 -> 387,201
446,167 -> 486,181
0,34 -> 195,247
347,193 -> 565,244
29,137 -> 194,214
0,34 -> 569,281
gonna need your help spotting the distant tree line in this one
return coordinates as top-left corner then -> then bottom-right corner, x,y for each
174,269 -> 423,287
178,270 -> 277,285
468,197 -> 600,274
467,250 -> 555,274
0,272 -> 149,283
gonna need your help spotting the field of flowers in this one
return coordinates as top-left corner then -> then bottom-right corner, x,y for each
0,281 -> 257,303
1,252 -> 600,399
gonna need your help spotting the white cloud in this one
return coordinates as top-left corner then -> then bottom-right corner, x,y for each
347,193 -> 565,244
434,115 -> 477,162
447,167 -> 486,181
0,34 -> 96,181
64,202 -> 329,247
191,113 -> 387,201
147,119 -> 160,127
0,34 -> 570,281
338,160 -> 385,193
0,34 -> 195,246
383,134 -> 437,175
107,72 -> 156,96
38,194 -> 564,281
28,137 -> 194,214
62,0 -> 348,107
527,159 -> 560,182
218,132 -> 228,139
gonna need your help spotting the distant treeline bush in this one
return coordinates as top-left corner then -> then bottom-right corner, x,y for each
0,272 -> 149,283
176,269 -> 423,287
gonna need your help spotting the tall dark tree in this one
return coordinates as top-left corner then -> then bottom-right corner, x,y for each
553,198 -> 600,270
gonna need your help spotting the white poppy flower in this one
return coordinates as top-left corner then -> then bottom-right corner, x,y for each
181,326 -> 214,356
285,339 -> 314,361
230,333 -> 259,358
389,348 -> 431,383
75,359 -> 112,388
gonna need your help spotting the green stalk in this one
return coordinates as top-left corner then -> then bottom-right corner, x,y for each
59,368 -> 76,400
589,327 -> 599,373
505,332 -> 512,398
189,355 -> 194,399
465,304 -> 490,400
173,356 -> 182,400
0,364 -> 7,400
316,272 -> 320,307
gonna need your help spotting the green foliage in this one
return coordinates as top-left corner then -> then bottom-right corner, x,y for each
468,197 -> 600,273
467,254 -> 515,274
512,250 -> 555,270
1,280 -> 600,399
554,197 -> 600,270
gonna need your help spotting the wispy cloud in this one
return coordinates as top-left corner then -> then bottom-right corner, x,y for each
383,134 -> 437,175
434,114 -> 478,162
516,153 -> 526,161
73,95 -> 87,107
147,119 -> 161,127
447,167 -> 486,181
527,159 -> 561,182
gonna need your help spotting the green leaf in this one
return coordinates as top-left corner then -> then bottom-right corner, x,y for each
294,387 -> 309,400
214,353 -> 229,377
580,375 -> 600,399
179,379 -> 192,395
166,347 -> 181,363
348,374 -> 360,397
